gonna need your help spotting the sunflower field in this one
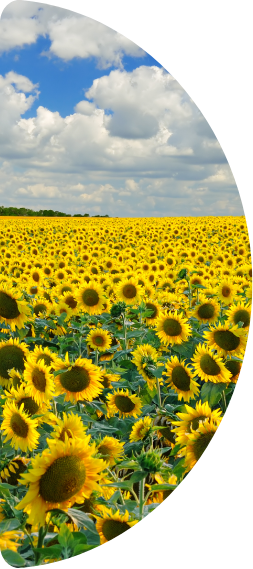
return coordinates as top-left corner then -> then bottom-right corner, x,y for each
0,215 -> 251,567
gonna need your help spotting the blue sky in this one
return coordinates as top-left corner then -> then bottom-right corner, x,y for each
0,1 -> 242,217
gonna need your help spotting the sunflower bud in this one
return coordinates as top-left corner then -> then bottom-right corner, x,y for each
138,449 -> 163,474
110,302 -> 126,318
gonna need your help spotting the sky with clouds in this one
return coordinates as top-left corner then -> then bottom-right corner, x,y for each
0,0 -> 243,217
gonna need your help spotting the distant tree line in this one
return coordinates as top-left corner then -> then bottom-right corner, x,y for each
0,206 -> 109,218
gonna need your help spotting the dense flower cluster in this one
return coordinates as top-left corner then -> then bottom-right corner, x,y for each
0,215 -> 251,565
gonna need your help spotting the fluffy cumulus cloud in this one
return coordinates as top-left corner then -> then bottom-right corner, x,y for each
0,2 -> 242,217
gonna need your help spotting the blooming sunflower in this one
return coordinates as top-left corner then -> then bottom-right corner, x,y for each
144,299 -> 160,325
131,344 -> 159,390
1,401 -> 39,452
16,437 -> 106,526
203,322 -> 247,358
116,277 -> 143,305
0,530 -> 24,552
54,353 -> 103,402
86,327 -> 112,352
95,507 -> 138,544
77,281 -> 105,315
191,343 -> 232,383
29,345 -> 58,372
226,300 -> 251,330
5,384 -> 49,422
129,416 -> 152,442
171,401 -> 222,446
0,456 -> 29,486
96,436 -> 124,466
192,294 -> 220,324
0,338 -> 29,388
155,311 -> 191,347
24,357 -> 55,405
51,411 -> 87,442
216,279 -> 237,305
106,389 -> 142,419
224,358 -> 242,383
182,419 -> 218,472
0,283 -> 31,331
163,356 -> 199,402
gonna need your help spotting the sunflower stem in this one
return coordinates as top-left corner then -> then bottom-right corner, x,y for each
139,477 -> 146,520
222,389 -> 227,412
95,349 -> 98,366
156,376 -> 162,410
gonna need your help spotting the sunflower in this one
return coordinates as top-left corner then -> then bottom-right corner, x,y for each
99,370 -> 119,389
0,530 -> 24,552
61,290 -> 78,313
106,389 -> 142,419
77,282 -> 106,315
32,298 -> 50,318
95,507 -> 138,544
203,322 -> 247,358
182,419 -> 218,472
216,279 -> 237,305
86,327 -> 112,352
129,416 -> 152,442
131,344 -> 159,389
8,368 -> 23,389
116,277 -> 143,305
155,311 -> 191,347
0,283 -> 31,331
171,401 -> 222,446
51,411 -> 87,442
54,300 -> 73,321
54,353 -> 103,402
226,301 -> 251,330
96,436 -> 124,466
192,294 -> 220,324
1,401 -> 39,452
164,356 -> 199,402
144,299 -> 160,325
5,384 -> 49,422
24,358 -> 55,405
0,338 -> 29,388
29,345 -> 58,372
224,358 -> 242,383
16,437 -> 106,526
191,343 -> 232,383
0,456 -> 29,486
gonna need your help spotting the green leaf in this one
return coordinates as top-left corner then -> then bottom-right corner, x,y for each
67,509 -> 98,535
129,471 -> 146,485
0,519 -> 21,533
150,483 -> 177,491
1,550 -> 26,567
200,382 -> 225,407
33,545 -> 62,561
73,544 -> 97,556
57,524 -> 74,549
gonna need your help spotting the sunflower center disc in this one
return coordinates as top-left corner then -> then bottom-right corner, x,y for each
197,303 -> 215,319
102,520 -> 130,541
10,412 -> 29,438
18,397 -> 39,416
60,366 -> 90,392
233,309 -> 250,328
0,292 -> 20,319
190,415 -> 206,431
159,426 -> 175,444
225,359 -> 241,378
199,354 -> 220,376
97,444 -> 110,459
34,304 -> 47,316
114,395 -> 135,413
36,353 -> 53,367
193,432 -> 214,461
82,289 -> 99,307
93,336 -> 104,346
122,284 -> 137,299
221,286 -> 231,298
65,295 -> 77,309
39,455 -> 86,503
32,272 -> 40,283
163,318 -> 182,336
3,460 -> 27,486
171,366 -> 191,391
101,375 -> 110,388
0,345 -> 25,379
32,369 -> 47,392
213,330 -> 240,351
59,428 -> 73,442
